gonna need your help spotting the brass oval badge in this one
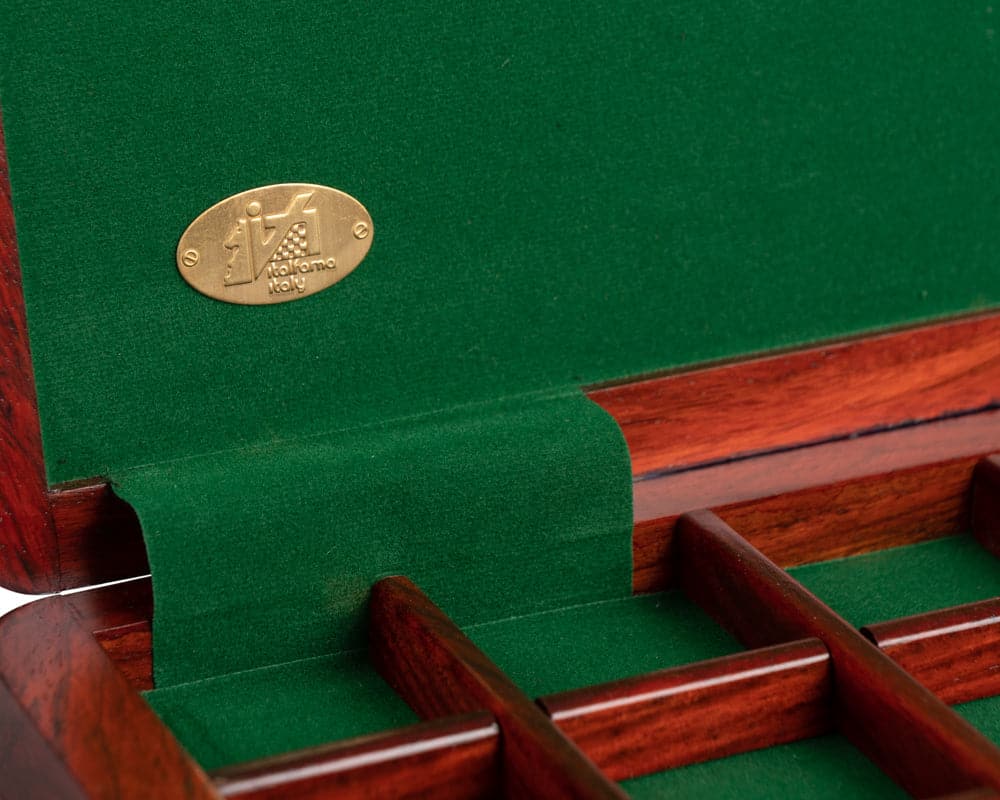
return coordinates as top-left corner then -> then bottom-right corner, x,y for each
176,184 -> 373,304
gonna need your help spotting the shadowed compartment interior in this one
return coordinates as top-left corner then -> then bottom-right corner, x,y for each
464,591 -> 740,698
141,589 -> 740,770
143,650 -> 416,771
789,533 -> 1000,628
621,734 -> 907,799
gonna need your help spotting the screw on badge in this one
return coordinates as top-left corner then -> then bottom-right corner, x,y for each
353,221 -> 370,239
181,249 -> 200,268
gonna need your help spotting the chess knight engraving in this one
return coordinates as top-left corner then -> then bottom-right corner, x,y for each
176,184 -> 373,305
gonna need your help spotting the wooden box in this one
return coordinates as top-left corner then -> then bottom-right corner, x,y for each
3,7 -> 1000,798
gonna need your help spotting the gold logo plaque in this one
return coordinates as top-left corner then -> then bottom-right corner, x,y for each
176,184 -> 373,305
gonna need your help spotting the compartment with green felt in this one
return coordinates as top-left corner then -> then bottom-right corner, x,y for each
622,734 -> 907,799
959,697 -> 1000,751
142,650 -> 415,772
464,590 -> 741,698
789,534 -> 1000,628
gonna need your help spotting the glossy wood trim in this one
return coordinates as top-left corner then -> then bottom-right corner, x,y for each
0,594 -> 219,799
37,573 -> 1000,798
634,413 -> 1000,592
540,638 -> 832,781
0,108 -> 58,595
865,599 -> 1000,706
590,311 -> 1000,478
213,713 -> 500,800
369,576 -> 626,800
675,509 -> 1000,798
0,683 -> 89,800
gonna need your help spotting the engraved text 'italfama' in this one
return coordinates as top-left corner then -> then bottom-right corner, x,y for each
266,257 -> 338,295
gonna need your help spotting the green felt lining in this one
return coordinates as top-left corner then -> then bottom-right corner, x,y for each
5,2 -> 1000,483
145,591 -> 737,770
467,590 -> 739,698
622,735 -> 907,799
959,695 -> 1000,747
5,2 -> 1000,772
117,390 -> 632,685
789,534 -> 1000,627
143,649 -> 415,772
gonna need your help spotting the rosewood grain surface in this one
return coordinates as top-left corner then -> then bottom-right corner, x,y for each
0,594 -> 219,799
0,681 -> 89,800
865,599 -> 1000,706
213,713 -> 499,800
0,108 -> 58,595
590,311 -> 1000,478
65,578 -> 154,692
369,576 -> 626,800
634,413 -> 1000,592
539,638 -> 832,781
675,510 -> 1000,798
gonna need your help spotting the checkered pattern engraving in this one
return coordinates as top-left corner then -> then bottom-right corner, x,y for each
269,222 -> 311,262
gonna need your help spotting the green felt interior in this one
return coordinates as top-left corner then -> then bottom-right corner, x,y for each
143,650 -> 415,772
145,591 -> 737,770
140,533 -> 1000,774
5,2 -> 1000,773
467,590 -> 739,698
4,3 -> 1000,482
789,534 -> 1000,627
958,696 -> 1000,747
622,735 -> 907,799
118,391 -> 632,684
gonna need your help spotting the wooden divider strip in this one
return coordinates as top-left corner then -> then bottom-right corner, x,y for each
865,599 -> 1000,706
368,576 -> 627,800
675,509 -> 1000,798
634,412 -> 1000,592
539,638 -> 831,781
213,713 -> 499,800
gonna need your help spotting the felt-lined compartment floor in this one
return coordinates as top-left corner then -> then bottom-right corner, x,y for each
622,734 -> 907,799
144,533 -> 1000,777
959,696 -> 1000,747
788,533 -> 1000,627
144,649 -> 416,771
465,590 -> 740,698
145,590 -> 738,770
